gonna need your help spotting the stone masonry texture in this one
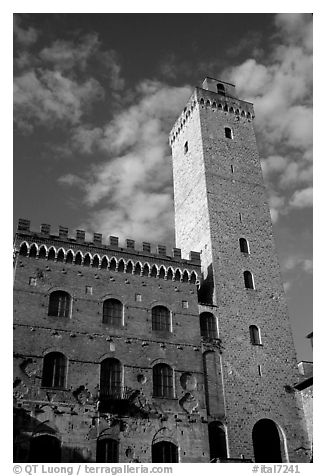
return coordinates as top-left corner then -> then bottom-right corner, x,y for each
13,77 -> 311,463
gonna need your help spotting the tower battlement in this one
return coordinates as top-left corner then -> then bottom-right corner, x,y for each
15,218 -> 201,282
169,78 -> 255,146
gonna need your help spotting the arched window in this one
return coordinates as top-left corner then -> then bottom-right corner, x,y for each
159,267 -> 166,279
29,435 -> 61,463
244,271 -> 255,289
152,441 -> 178,463
103,299 -> 123,327
166,268 -> 173,280
249,325 -> 261,345
200,312 -> 217,339
48,290 -> 71,317
100,358 -> 122,400
42,352 -> 67,388
29,244 -> 37,258
225,127 -> 233,139
153,363 -> 173,398
19,243 -> 28,256
217,83 -> 225,96
152,306 -> 171,332
96,438 -> 119,463
239,238 -> 250,254
208,421 -> 227,461
252,419 -> 283,462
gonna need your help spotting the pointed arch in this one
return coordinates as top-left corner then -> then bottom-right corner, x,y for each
158,266 -> 166,279
56,248 -> 65,262
66,250 -> 74,264
19,242 -> 29,256
182,270 -> 189,283
83,253 -> 91,266
150,265 -> 158,278
143,263 -> 150,277
223,104 -> 228,112
126,261 -> 133,274
92,254 -> 100,268
29,243 -> 38,258
101,256 -> 109,270
190,271 -> 197,284
218,103 -> 223,110
109,257 -> 117,271
212,101 -> 217,108
38,245 -> 47,259
166,268 -> 173,280
206,100 -> 211,107
117,259 -> 125,273
174,269 -> 181,282
74,251 -> 83,265
47,247 -> 56,261
134,262 -> 142,275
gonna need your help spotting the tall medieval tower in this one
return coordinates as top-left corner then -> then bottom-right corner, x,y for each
169,77 -> 310,462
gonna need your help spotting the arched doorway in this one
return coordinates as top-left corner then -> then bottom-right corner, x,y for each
208,421 -> 227,461
252,419 -> 283,462
29,434 -> 61,462
152,441 -> 178,463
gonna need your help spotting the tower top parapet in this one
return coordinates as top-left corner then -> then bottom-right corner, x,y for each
169,78 -> 255,146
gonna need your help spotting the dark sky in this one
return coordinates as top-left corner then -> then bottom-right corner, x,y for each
13,13 -> 313,361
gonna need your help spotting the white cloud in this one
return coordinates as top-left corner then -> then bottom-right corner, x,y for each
59,81 -> 192,244
289,187 -> 313,209
14,70 -> 104,132
39,34 -> 99,71
224,14 -> 312,220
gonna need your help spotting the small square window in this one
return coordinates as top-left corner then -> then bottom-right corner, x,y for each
29,277 -> 37,286
135,293 -> 142,302
182,301 -> 189,309
85,286 -> 93,295
184,141 -> 188,154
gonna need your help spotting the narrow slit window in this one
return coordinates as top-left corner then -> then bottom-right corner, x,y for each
244,271 -> 254,289
225,127 -> 233,139
239,238 -> 250,254
249,325 -> 261,345
184,141 -> 188,154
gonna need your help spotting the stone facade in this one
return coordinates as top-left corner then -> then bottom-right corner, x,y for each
13,77 -> 311,463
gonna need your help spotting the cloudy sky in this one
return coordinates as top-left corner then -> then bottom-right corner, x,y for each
13,13 -> 313,361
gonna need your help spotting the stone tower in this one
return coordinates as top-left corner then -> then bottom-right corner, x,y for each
169,77 -> 310,462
